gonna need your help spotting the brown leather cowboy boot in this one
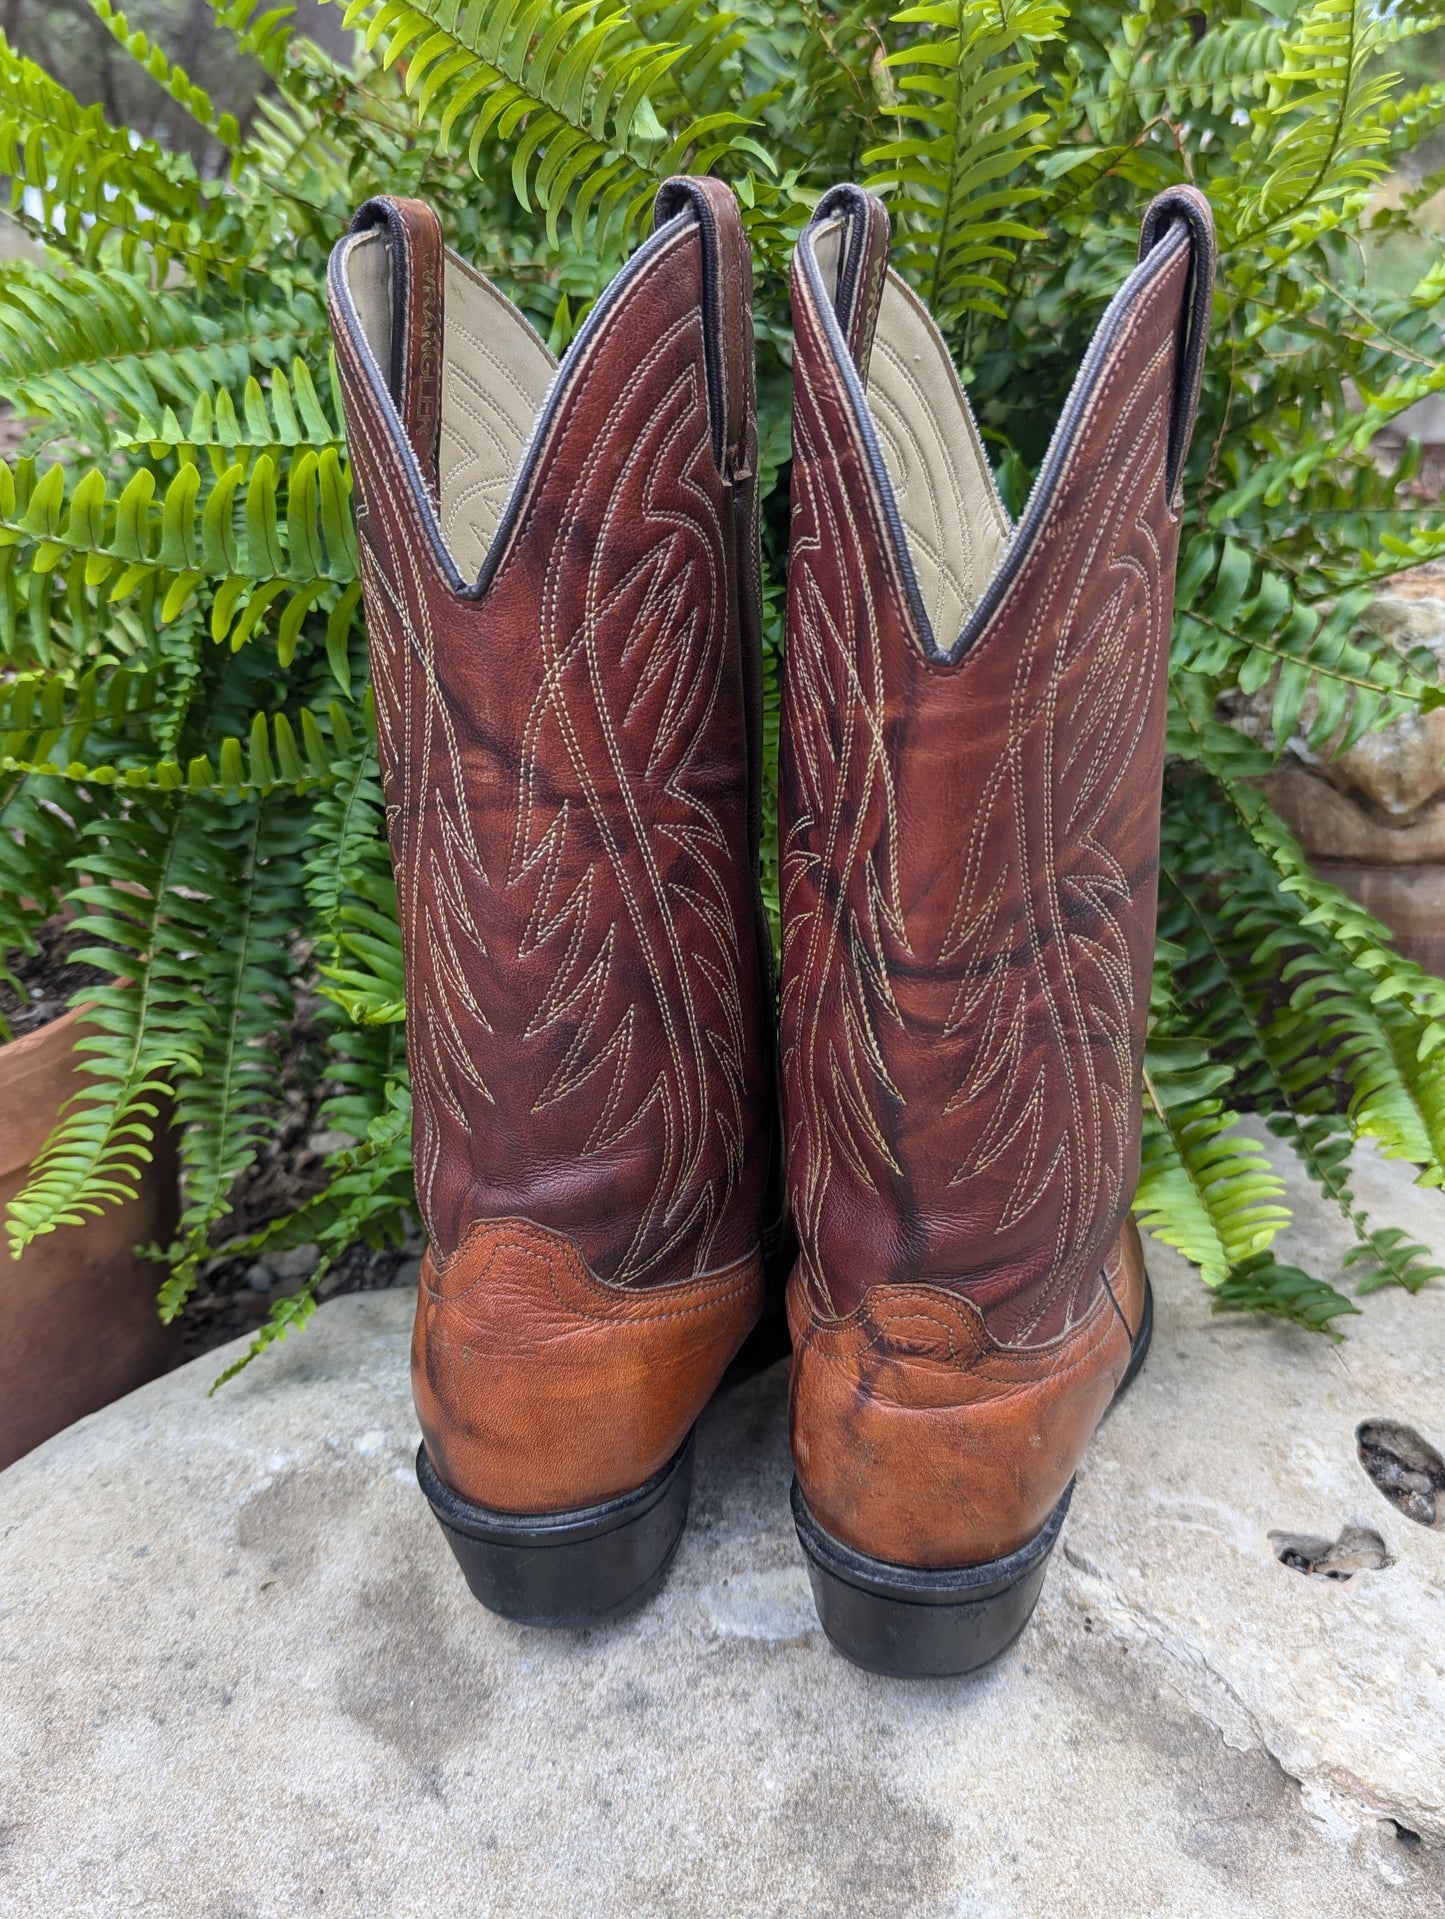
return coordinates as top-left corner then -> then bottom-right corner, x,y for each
781,184 -> 1215,1674
327,179 -> 779,1625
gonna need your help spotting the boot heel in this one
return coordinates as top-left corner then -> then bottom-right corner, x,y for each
418,1434 -> 694,1628
791,1479 -> 1072,1678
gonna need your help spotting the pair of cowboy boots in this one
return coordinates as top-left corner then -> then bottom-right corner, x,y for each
327,176 -> 1215,1678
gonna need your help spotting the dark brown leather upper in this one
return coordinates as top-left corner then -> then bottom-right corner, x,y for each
327,182 -> 774,1510
782,186 -> 1215,1564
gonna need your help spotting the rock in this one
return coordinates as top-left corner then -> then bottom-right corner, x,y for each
1268,1522 -> 1394,1580
393,1254 -> 423,1290
1,1137 -> 1442,1916
243,1261 -> 274,1294
1246,562 -> 1445,819
1263,758 -> 1445,865
1357,1418 -> 1445,1526
1243,565 -> 1445,968
269,1242 -> 322,1283
306,1128 -> 357,1158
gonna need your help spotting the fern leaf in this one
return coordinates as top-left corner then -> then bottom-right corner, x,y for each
332,0 -> 758,251
1213,1253 -> 1359,1334
1135,1038 -> 1292,1285
87,0 -> 241,147
1343,1225 -> 1445,1296
205,1080 -> 415,1386
0,265 -> 326,452
863,0 -> 1065,328
5,799 -> 209,1253
160,795 -> 307,1309
0,33 -> 232,282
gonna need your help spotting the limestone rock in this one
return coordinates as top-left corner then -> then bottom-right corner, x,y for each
0,1136 -> 1442,1916
1243,564 -> 1445,829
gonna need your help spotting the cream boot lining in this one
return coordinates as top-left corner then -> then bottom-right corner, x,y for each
346,217 -> 1012,621
345,232 -> 392,384
344,231 -> 557,583
813,220 -> 1011,647
436,250 -> 556,581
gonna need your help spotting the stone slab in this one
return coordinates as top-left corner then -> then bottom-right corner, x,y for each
1,1138 -> 1443,1917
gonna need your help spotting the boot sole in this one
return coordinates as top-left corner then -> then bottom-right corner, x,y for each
793,1276 -> 1154,1678
417,1432 -> 694,1628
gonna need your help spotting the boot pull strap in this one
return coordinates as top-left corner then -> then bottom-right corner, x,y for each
653,176 -> 755,482
807,184 -> 891,384
1138,185 -> 1216,506
347,195 -> 446,495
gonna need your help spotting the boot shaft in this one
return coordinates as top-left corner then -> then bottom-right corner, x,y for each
328,185 -> 775,1292
782,184 -> 1215,1343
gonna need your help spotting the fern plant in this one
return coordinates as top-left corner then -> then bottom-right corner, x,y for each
3,0 -> 1445,1372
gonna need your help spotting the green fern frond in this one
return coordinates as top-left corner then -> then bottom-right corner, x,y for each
158,795 -> 307,1308
5,799 -> 209,1254
863,0 -> 1065,328
1213,1253 -> 1358,1334
1343,1225 -> 1445,1296
1158,770 -> 1445,1295
333,0 -> 758,250
211,0 -> 299,80
302,724 -> 388,960
629,0 -> 748,119
1145,17 -> 1286,116
0,772 -> 92,1015
320,867 -> 405,1025
87,0 -> 242,147
0,264 -> 326,450
1172,537 -> 1443,755
1232,0 -> 1399,245
0,33 -> 231,281
125,361 -> 344,462
205,1079 -> 414,1386
2,688 -> 364,803
0,447 -> 355,667
1135,1036 -> 1292,1286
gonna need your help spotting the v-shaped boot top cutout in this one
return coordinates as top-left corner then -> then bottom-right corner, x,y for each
810,213 -> 1012,652
329,181 -> 748,597
796,182 -> 1215,668
341,222 -> 557,583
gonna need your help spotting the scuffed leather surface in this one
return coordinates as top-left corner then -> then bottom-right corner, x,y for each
782,189 -> 1213,1565
788,1223 -> 1147,1565
415,1219 -> 762,1511
790,1228 -> 1136,1558
329,190 -> 772,1509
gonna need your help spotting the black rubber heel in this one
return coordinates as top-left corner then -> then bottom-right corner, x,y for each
793,1479 -> 1071,1678
417,1432 -> 694,1628
795,1277 -> 1155,1677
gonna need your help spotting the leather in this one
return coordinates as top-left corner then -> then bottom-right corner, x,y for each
789,1221 -> 1148,1567
436,252 -> 558,579
414,1217 -> 761,1512
782,186 -> 1215,1566
811,189 -> 1010,647
327,181 -> 774,1513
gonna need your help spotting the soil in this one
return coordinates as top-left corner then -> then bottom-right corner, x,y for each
2,920 -> 414,1368
0,920 -> 110,1041
178,1231 -> 413,1368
